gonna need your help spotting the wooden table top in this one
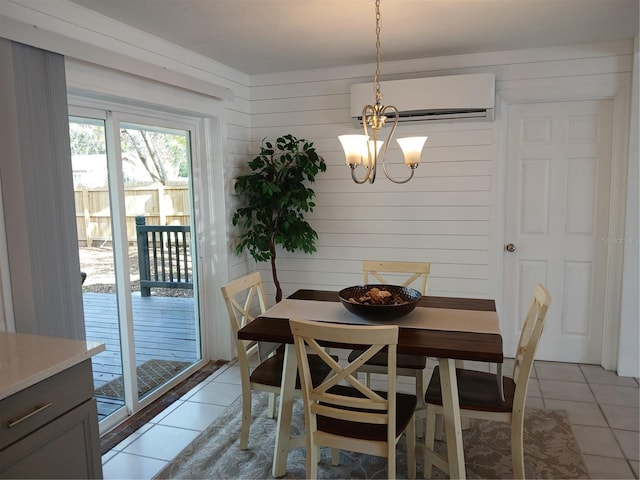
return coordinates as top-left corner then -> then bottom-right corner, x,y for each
238,289 -> 503,363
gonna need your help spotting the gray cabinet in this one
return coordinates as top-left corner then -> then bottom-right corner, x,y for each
0,360 -> 102,478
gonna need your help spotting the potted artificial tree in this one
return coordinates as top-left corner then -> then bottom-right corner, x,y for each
232,134 -> 327,302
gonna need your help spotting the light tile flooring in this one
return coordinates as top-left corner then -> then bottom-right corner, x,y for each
101,356 -> 639,479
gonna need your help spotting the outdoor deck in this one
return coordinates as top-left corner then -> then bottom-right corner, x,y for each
83,292 -> 198,419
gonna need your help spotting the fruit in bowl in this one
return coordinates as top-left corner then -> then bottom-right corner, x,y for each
338,284 -> 421,320
348,287 -> 409,306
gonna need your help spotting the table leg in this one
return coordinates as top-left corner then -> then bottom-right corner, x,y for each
454,360 -> 471,432
272,343 -> 297,478
439,358 -> 466,479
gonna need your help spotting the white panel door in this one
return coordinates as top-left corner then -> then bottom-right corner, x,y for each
504,100 -> 613,363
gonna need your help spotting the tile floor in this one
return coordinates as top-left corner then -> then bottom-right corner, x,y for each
101,356 -> 639,479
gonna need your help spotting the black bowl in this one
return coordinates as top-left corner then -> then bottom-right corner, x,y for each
338,284 -> 422,320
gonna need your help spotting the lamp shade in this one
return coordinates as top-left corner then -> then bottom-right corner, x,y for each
396,136 -> 428,166
338,134 -> 369,166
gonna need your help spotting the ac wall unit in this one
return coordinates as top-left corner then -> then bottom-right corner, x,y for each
350,73 -> 495,124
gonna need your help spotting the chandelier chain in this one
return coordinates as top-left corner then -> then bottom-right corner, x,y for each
374,0 -> 382,104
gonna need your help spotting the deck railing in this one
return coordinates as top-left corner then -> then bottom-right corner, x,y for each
135,216 -> 193,297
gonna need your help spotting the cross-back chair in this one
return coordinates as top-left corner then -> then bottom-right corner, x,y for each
221,272 -> 334,450
423,283 -> 551,479
290,318 -> 417,479
363,260 -> 431,294
348,260 -> 431,430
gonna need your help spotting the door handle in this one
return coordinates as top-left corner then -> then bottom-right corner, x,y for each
505,243 -> 516,253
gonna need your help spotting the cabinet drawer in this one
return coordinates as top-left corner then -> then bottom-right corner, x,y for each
0,360 -> 94,450
0,398 -> 102,479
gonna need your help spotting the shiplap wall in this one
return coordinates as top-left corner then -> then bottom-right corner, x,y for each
247,116 -> 496,300
238,40 -> 634,308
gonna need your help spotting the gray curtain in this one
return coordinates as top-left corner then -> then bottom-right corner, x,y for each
0,38 -> 84,340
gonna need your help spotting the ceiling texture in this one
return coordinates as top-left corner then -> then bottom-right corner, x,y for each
69,0 -> 639,75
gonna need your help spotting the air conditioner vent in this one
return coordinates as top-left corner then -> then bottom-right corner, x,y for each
350,73 -> 496,124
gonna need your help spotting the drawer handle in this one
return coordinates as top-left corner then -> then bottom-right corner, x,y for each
7,403 -> 53,428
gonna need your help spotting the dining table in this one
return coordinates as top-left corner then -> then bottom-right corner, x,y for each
237,288 -> 503,479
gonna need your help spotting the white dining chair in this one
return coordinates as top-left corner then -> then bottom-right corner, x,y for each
221,272 -> 334,450
291,318 -> 417,480
348,260 -> 431,432
423,283 -> 551,480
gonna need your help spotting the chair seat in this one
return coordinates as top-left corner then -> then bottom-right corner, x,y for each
348,350 -> 427,370
317,385 -> 417,441
250,351 -> 336,389
425,366 -> 516,413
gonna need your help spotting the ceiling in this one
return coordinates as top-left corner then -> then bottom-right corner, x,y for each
69,0 -> 639,75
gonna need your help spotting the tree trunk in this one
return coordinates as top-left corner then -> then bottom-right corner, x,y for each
271,254 -> 282,303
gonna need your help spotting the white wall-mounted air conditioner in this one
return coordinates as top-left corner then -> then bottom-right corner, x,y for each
350,73 -> 495,124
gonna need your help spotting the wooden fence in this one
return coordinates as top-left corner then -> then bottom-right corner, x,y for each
74,185 -> 190,246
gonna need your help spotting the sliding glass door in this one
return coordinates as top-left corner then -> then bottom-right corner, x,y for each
70,108 -> 202,429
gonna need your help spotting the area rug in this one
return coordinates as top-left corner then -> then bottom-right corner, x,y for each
154,392 -> 588,479
95,359 -> 192,399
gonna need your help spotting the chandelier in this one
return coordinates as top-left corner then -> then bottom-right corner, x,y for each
339,0 -> 428,184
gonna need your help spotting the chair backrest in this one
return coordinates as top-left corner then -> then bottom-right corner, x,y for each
363,260 -> 431,295
221,271 -> 269,367
512,283 -> 551,404
290,319 -> 399,446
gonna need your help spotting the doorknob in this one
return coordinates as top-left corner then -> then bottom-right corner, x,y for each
505,243 -> 516,253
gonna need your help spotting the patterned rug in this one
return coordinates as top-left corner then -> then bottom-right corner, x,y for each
154,392 -> 589,479
95,359 -> 192,399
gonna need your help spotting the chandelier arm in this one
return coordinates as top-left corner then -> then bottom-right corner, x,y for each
354,105 -> 375,183
383,166 -> 416,184
350,165 -> 373,184
362,105 -> 373,138
377,105 -> 414,183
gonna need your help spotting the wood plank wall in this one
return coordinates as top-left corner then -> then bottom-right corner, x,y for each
249,107 -> 495,300
229,41 -> 634,304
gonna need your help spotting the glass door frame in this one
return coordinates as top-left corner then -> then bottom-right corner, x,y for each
70,103 -> 208,433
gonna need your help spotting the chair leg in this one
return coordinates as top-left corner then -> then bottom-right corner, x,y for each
512,410 -> 526,479
267,392 -> 276,419
365,371 -> 372,387
423,404 -> 436,479
497,363 -> 505,401
415,370 -> 426,438
388,439 -> 396,480
239,392 -> 252,450
434,413 -> 444,441
331,448 -> 340,466
307,439 -> 319,479
406,414 -> 416,480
